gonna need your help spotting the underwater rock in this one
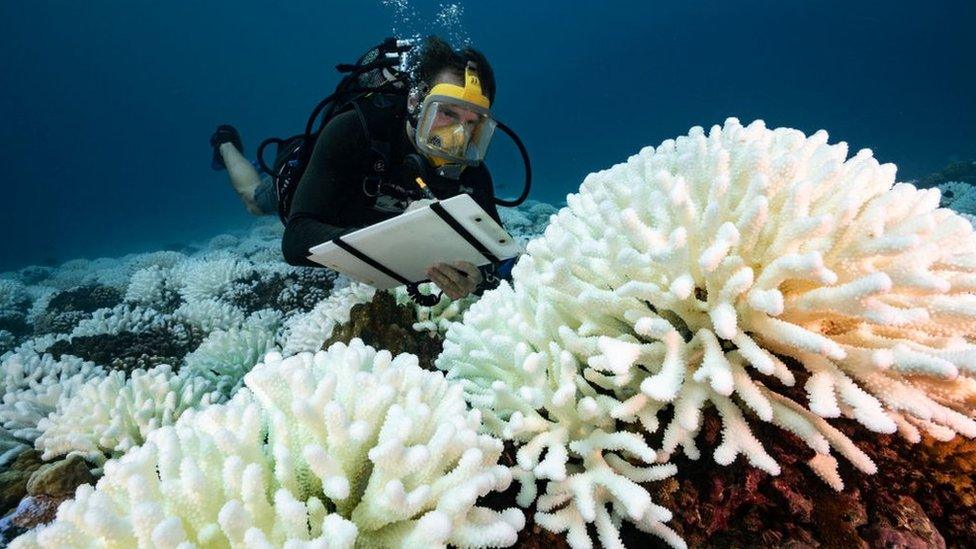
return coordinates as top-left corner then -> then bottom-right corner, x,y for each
7,496 -> 63,533
0,449 -> 43,516
322,291 -> 444,370
24,455 -> 95,498
645,409 -> 976,547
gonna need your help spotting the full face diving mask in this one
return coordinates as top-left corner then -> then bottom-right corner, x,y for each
413,62 -> 497,179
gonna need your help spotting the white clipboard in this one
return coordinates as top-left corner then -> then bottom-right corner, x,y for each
307,194 -> 523,289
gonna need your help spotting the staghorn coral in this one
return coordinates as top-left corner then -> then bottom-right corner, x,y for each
13,340 -> 523,548
33,364 -> 215,463
437,118 -> 976,547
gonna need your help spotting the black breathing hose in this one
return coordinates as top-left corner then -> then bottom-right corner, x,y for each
493,120 -> 532,207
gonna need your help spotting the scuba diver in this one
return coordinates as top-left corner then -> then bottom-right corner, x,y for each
210,36 -> 531,302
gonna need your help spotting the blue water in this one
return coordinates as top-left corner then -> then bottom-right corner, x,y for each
1,0 -> 973,272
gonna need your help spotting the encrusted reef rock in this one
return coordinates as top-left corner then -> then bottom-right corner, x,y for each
322,291 -> 444,370
24,455 -> 95,498
0,456 -> 99,536
643,411 -> 975,547
0,449 -> 43,516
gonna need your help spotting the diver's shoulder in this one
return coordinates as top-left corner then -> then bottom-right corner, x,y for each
322,108 -> 366,136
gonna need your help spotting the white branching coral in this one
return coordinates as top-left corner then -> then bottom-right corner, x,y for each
0,351 -> 105,440
174,298 -> 246,333
69,304 -> 167,338
183,325 -> 278,397
123,265 -> 172,305
437,118 -> 976,545
280,282 -> 376,355
14,340 -> 523,548
173,255 -> 253,302
34,364 -> 215,462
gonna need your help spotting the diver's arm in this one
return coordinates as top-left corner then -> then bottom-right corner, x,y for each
281,112 -> 367,267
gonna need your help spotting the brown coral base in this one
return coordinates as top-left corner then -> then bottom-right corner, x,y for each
321,291 -> 444,370
645,411 -> 976,548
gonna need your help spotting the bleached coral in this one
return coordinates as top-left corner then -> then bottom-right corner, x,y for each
173,298 -> 246,333
122,249 -> 186,271
34,364 -> 215,462
123,265 -> 172,305
938,181 -> 976,228
280,282 -> 376,355
14,340 -> 523,548
0,278 -> 31,312
173,255 -> 253,302
500,199 -> 559,247
0,351 -> 105,440
438,118 -> 976,545
938,180 -> 976,214
183,324 -> 278,397
69,304 -> 167,338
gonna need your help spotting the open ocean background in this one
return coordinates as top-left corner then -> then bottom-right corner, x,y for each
1,0 -> 973,272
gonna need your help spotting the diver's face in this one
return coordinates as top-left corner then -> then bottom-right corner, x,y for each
429,70 -> 480,131
432,103 -> 480,132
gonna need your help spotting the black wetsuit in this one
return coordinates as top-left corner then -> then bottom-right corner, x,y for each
281,94 -> 508,293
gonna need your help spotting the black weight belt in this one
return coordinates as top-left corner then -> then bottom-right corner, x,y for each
330,201 -> 501,284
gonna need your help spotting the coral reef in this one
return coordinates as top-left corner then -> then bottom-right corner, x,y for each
12,340 -> 523,548
0,353 -> 104,441
6,137 -> 975,548
437,118 -> 976,547
33,365 -> 216,462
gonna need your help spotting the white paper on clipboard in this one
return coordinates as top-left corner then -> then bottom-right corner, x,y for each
307,194 -> 522,290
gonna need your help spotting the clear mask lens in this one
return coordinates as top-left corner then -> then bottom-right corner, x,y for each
416,99 -> 496,165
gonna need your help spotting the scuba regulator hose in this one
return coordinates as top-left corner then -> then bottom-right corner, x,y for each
492,120 -> 532,208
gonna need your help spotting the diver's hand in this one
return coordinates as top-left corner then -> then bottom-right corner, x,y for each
426,261 -> 482,300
